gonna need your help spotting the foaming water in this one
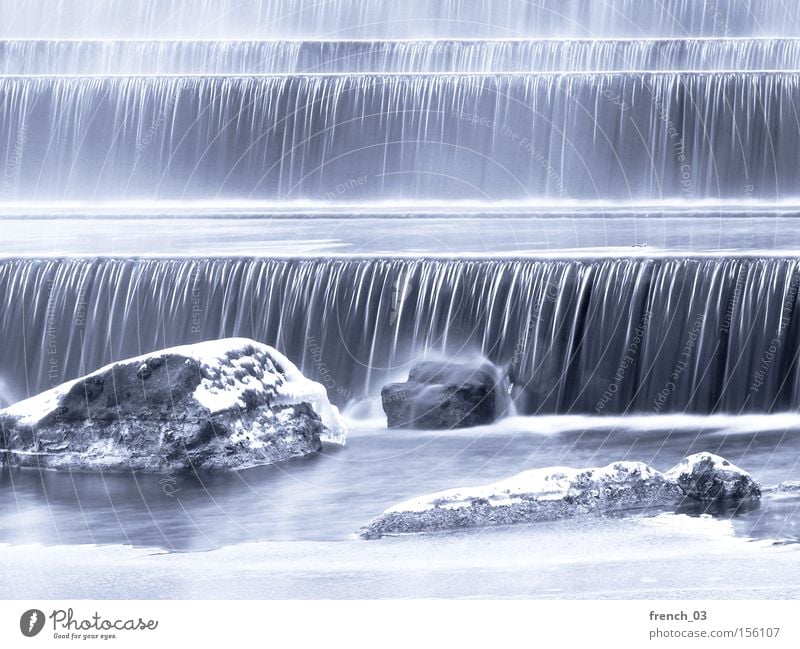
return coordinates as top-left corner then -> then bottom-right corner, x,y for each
5,38 -> 800,74
2,72 -> 800,201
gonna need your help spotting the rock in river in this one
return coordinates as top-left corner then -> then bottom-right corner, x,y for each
666,452 -> 761,502
381,359 -> 511,429
360,451 -> 765,539
0,338 -> 346,472
360,461 -> 683,539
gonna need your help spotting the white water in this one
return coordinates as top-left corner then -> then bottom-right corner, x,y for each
2,253 -> 800,416
3,0 -> 800,39
1,72 -> 799,201
5,38 -> 800,74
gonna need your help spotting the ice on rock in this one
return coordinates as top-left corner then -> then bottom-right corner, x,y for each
0,338 -> 345,471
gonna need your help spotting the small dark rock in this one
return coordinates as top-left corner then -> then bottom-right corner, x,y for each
381,359 -> 511,429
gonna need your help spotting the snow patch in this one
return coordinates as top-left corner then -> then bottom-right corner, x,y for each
666,452 -> 748,481
386,461 -> 661,514
3,385 -> 70,426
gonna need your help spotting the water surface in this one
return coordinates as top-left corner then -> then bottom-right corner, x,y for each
2,414 -> 797,551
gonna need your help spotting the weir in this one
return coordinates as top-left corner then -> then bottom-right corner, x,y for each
2,0 -> 800,595
1,72 -> 798,201
0,3 -> 798,423
1,256 -> 798,415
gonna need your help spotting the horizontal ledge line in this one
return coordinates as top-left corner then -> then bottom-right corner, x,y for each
2,200 -> 800,213
3,37 -> 800,44
2,250 -> 800,261
2,70 -> 799,79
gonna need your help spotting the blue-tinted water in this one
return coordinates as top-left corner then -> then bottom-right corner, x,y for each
1,414 -> 797,551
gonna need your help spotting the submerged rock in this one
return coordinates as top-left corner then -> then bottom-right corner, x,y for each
381,360 -> 511,429
764,481 -> 800,494
0,338 -> 346,472
666,452 -> 761,502
359,461 -> 683,539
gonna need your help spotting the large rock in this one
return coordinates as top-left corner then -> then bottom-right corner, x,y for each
666,452 -> 761,502
0,338 -> 346,472
359,461 -> 683,539
381,360 -> 511,429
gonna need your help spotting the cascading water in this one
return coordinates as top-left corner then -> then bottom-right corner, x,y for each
3,0 -> 800,39
1,256 -> 799,415
2,0 -> 800,590
1,72 -> 799,201
2,5 -> 800,411
1,1 -> 798,418
5,38 -> 800,75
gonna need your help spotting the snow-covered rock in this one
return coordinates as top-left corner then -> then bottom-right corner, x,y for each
359,461 -> 683,539
0,338 -> 346,472
359,452 -> 765,538
666,452 -> 761,502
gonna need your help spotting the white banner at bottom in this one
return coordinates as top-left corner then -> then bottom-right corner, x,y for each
0,600 -> 797,648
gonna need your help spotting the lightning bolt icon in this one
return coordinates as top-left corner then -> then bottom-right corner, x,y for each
28,611 -> 38,632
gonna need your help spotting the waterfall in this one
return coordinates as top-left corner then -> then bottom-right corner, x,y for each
2,0 -> 800,584
1,256 -> 798,415
1,72 -> 798,201
5,38 -> 800,75
2,2 -> 799,422
3,0 -> 800,39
